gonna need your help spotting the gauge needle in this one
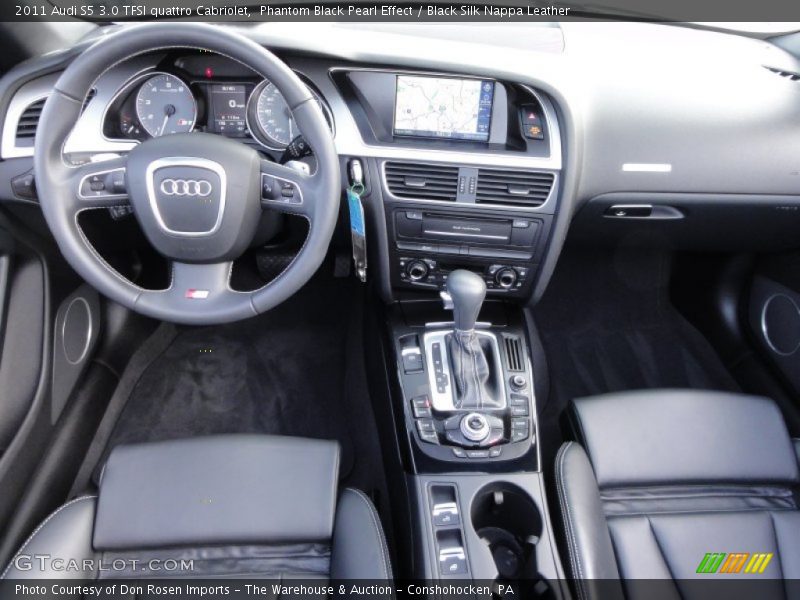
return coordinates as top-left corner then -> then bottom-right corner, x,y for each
159,104 -> 176,137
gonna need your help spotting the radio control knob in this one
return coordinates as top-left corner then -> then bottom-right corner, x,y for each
407,260 -> 430,281
496,268 -> 518,289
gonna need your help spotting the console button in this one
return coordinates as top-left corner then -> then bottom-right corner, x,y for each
417,419 -> 435,433
509,393 -> 529,407
520,105 -> 544,140
406,210 -> 423,220
452,447 -> 467,458
432,502 -> 460,527
511,417 -> 530,442
510,375 -> 528,391
411,395 -> 432,418
489,447 -> 503,458
402,349 -> 424,374
466,449 -> 490,459
439,548 -> 468,575
420,430 -> 439,444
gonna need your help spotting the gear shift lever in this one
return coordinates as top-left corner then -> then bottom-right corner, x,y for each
444,270 -> 500,410
446,270 -> 487,332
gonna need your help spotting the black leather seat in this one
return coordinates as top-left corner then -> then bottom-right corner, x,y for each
2,435 -> 392,581
556,390 -> 800,599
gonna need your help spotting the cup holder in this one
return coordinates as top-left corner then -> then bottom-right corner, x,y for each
471,482 -> 553,598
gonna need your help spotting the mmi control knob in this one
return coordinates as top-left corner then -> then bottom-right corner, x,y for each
495,268 -> 518,289
407,260 -> 430,281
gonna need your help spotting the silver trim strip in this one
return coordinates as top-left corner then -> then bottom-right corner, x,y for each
622,163 -> 672,172
424,230 -> 508,240
145,157 -> 227,237
423,329 -> 506,412
760,293 -> 800,357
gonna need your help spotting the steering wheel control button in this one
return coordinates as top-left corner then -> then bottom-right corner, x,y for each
11,172 -> 37,200
261,174 -> 302,205
79,167 -> 127,200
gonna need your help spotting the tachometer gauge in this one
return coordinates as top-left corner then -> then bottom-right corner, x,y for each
135,73 -> 196,138
248,80 -> 295,149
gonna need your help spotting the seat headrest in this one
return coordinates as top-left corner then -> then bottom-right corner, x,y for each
570,390 -> 799,488
93,435 -> 340,550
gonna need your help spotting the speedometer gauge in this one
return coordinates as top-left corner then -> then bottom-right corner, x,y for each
135,73 -> 196,138
248,80 -> 295,149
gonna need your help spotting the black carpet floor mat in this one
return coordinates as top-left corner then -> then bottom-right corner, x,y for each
99,273 -> 385,494
535,247 -> 740,470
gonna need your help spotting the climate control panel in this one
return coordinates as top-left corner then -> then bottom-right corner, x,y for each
397,256 -> 530,292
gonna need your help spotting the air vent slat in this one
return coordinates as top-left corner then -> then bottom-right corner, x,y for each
385,161 -> 459,202
14,89 -> 95,144
503,336 -> 525,372
476,169 -> 554,208
15,98 -> 46,141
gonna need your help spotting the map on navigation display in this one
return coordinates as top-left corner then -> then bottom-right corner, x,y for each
394,75 -> 494,141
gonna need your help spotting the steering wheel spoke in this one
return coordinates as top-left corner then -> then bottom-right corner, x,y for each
259,159 -> 316,218
70,157 -> 129,210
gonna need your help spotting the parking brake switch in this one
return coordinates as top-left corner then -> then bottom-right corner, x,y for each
399,334 -> 424,374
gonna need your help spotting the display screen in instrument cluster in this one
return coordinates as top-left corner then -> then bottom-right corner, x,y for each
210,84 -> 248,136
394,75 -> 494,142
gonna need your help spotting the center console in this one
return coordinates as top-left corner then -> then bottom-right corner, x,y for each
394,271 -> 537,464
332,64 -> 567,594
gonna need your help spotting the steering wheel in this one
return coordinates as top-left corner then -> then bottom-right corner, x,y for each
34,23 -> 340,325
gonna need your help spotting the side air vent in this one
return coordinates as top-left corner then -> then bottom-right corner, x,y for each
14,90 -> 95,145
384,162 -> 460,201
765,66 -> 800,81
504,335 -> 525,372
476,169 -> 554,207
15,98 -> 46,142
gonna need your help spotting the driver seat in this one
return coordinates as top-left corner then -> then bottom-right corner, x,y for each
2,435 -> 392,581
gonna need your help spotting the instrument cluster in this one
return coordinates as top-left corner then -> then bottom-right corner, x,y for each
103,53 -> 333,152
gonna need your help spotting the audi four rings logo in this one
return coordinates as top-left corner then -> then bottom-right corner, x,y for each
160,179 -> 213,197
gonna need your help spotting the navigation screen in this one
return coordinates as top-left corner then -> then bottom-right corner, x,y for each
394,75 -> 494,141
210,84 -> 247,136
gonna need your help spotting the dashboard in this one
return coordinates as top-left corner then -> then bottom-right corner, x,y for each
2,21 -> 800,305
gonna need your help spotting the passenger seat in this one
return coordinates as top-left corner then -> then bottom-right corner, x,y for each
555,390 -> 800,599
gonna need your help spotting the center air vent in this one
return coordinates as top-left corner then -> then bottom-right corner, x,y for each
503,335 -> 525,372
14,90 -> 96,146
384,162 -> 459,201
476,169 -> 554,207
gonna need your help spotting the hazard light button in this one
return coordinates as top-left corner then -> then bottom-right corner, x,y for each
520,105 -> 544,140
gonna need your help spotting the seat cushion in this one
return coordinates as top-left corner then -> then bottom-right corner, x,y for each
570,390 -> 799,486
557,390 -> 800,598
3,435 -> 392,581
94,435 -> 340,550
